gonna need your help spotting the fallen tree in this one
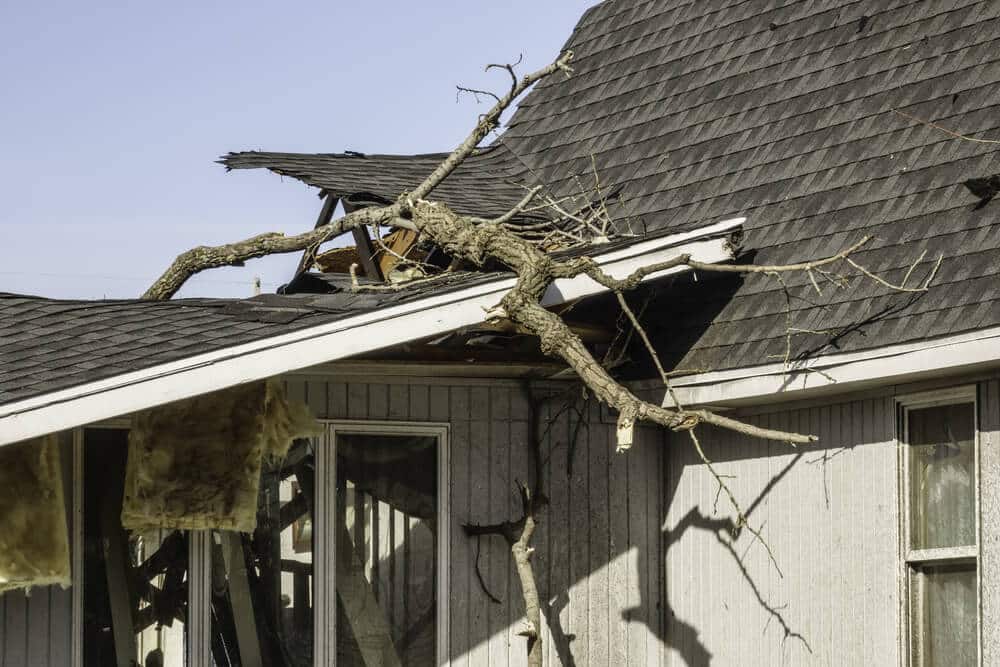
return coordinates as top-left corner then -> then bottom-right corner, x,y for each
145,51 -> 939,666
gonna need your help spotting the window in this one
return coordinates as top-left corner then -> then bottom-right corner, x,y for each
79,427 -> 189,667
323,423 -> 450,667
73,421 -> 449,666
207,436 -> 318,667
900,389 -> 979,667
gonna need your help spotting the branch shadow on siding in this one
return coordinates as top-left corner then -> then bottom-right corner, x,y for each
652,443 -> 815,666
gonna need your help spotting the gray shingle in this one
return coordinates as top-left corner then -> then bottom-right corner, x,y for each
0,270 -> 504,406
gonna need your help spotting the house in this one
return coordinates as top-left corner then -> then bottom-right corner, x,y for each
1,1 -> 999,665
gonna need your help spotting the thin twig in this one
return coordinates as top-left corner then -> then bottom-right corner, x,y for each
615,290 -> 684,410
689,429 -> 784,578
844,254 -> 942,292
472,534 -> 502,604
892,108 -> 1000,144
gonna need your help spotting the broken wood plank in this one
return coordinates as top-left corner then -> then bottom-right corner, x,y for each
102,492 -> 137,667
294,193 -> 340,275
220,532 -> 263,667
376,228 -> 421,276
352,225 -> 385,282
337,521 -> 403,667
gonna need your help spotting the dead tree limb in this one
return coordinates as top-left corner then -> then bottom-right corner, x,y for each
144,53 -> 574,301
142,206 -> 403,300
463,381 -> 548,667
146,50 -> 938,447
399,195 -> 818,445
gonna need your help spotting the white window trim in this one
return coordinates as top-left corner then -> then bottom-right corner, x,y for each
896,385 -> 981,667
323,420 -> 451,667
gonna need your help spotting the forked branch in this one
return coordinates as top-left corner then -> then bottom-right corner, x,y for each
145,52 -> 574,301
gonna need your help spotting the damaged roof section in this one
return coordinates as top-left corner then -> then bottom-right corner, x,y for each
223,0 -> 1000,373
220,143 -> 541,222
0,221 -> 740,444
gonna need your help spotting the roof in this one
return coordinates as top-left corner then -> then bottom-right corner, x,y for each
500,0 -> 1000,372
0,224 -> 737,444
220,144 -> 539,221
0,287 -> 431,407
225,0 -> 1000,374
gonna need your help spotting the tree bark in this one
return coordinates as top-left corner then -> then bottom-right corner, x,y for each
511,510 -> 542,667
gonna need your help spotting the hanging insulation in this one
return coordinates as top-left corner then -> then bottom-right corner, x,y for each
0,434 -> 70,593
121,380 -> 321,533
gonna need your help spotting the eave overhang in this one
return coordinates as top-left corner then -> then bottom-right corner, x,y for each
658,324 -> 1000,409
0,218 -> 743,446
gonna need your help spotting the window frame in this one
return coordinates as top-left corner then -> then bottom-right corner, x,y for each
321,420 -> 451,667
70,419 -> 451,667
71,422 -> 209,667
896,386 -> 981,667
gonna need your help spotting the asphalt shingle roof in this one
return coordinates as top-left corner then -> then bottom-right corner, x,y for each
220,144 -> 539,221
5,0 -> 1000,404
0,271 -> 506,406
225,0 -> 1000,373
501,0 -> 1000,371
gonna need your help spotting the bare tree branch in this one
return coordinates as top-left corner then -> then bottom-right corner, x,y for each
462,381 -> 547,666
143,206 -> 402,300
408,51 -> 573,203
892,108 -> 1000,144
145,51 -> 575,301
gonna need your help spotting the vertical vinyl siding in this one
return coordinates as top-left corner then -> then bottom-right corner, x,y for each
663,395 -> 899,666
1,587 -> 74,667
12,376 -> 999,664
289,375 -> 666,666
980,378 -> 1000,665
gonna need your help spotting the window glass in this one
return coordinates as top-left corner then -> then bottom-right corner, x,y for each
83,428 -> 188,667
910,563 -> 977,667
908,403 -> 976,549
211,438 -> 315,666
335,433 -> 438,666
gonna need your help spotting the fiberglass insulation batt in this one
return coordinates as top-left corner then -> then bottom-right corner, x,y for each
0,434 -> 70,592
121,380 -> 321,533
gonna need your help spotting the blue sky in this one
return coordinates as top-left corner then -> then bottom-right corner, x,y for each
0,1 -> 592,299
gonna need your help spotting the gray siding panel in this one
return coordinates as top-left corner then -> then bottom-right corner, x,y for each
980,378 -> 1000,666
1,585 -> 72,667
12,374 -> 1000,664
2,593 -> 26,667
290,376 -> 666,666
663,396 -> 900,666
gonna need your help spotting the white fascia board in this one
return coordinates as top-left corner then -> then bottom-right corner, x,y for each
0,218 -> 742,446
660,324 -> 1000,409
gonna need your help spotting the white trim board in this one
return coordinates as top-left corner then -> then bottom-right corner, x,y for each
659,325 -> 1000,409
0,218 -> 741,446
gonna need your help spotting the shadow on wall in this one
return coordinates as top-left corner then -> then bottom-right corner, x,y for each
633,425 -> 861,666
461,394 -> 848,666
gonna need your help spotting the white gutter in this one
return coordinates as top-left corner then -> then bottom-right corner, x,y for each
661,324 -> 1000,409
0,218 -> 742,446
